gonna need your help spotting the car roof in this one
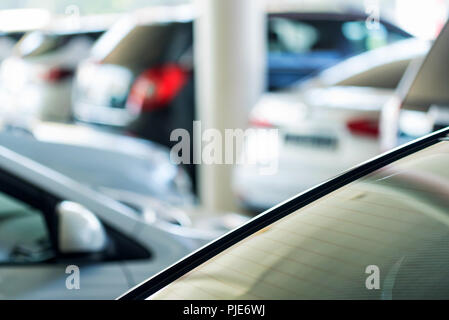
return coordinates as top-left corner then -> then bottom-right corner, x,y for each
125,4 -> 195,26
119,126 -> 449,300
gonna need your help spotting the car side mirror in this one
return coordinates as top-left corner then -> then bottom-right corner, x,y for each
56,201 -> 107,254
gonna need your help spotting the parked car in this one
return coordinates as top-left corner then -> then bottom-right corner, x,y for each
120,126 -> 449,300
0,29 -> 104,124
72,7 -> 411,185
0,121 -> 194,207
0,133 -> 249,299
233,38 -> 431,211
266,11 -> 411,90
0,121 -> 249,251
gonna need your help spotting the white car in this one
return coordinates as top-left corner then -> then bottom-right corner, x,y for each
0,134 -> 244,299
233,38 -> 431,210
0,30 -> 102,124
0,122 -> 249,232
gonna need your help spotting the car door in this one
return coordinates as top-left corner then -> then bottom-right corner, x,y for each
0,167 -> 129,299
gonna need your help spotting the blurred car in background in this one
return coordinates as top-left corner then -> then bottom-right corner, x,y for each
72,6 -> 195,185
0,29 -> 104,124
233,38 -> 430,210
267,11 -> 411,90
73,6 -> 194,147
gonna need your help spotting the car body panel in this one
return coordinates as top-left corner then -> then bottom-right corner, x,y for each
0,263 -> 129,300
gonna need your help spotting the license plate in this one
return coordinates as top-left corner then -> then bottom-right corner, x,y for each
284,133 -> 337,149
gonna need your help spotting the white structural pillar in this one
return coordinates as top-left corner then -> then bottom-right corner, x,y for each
194,0 -> 266,211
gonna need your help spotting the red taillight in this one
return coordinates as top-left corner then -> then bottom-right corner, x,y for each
346,118 -> 379,138
249,117 -> 275,128
126,64 -> 188,114
40,67 -> 73,83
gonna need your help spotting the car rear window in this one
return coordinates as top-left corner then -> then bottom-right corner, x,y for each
147,138 -> 449,299
92,20 -> 192,69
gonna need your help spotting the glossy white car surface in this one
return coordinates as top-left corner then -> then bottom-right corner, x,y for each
233,38 -> 431,210
0,136 -> 231,299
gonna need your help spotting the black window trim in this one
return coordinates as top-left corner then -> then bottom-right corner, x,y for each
0,167 -> 61,254
0,165 -> 151,265
119,127 -> 449,300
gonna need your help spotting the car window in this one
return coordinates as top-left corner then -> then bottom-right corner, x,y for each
93,21 -> 192,68
0,191 -> 53,264
341,21 -> 389,52
268,18 -> 348,55
147,138 -> 449,299
267,17 -> 411,90
335,57 -> 411,89
268,18 -> 320,54
15,31 -> 101,57
268,18 -> 409,56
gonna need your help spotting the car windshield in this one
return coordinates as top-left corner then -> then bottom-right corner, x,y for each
147,136 -> 449,299
268,18 -> 400,55
91,19 -> 192,68
16,31 -> 101,57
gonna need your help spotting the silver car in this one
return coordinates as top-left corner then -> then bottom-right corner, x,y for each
0,123 -> 244,299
